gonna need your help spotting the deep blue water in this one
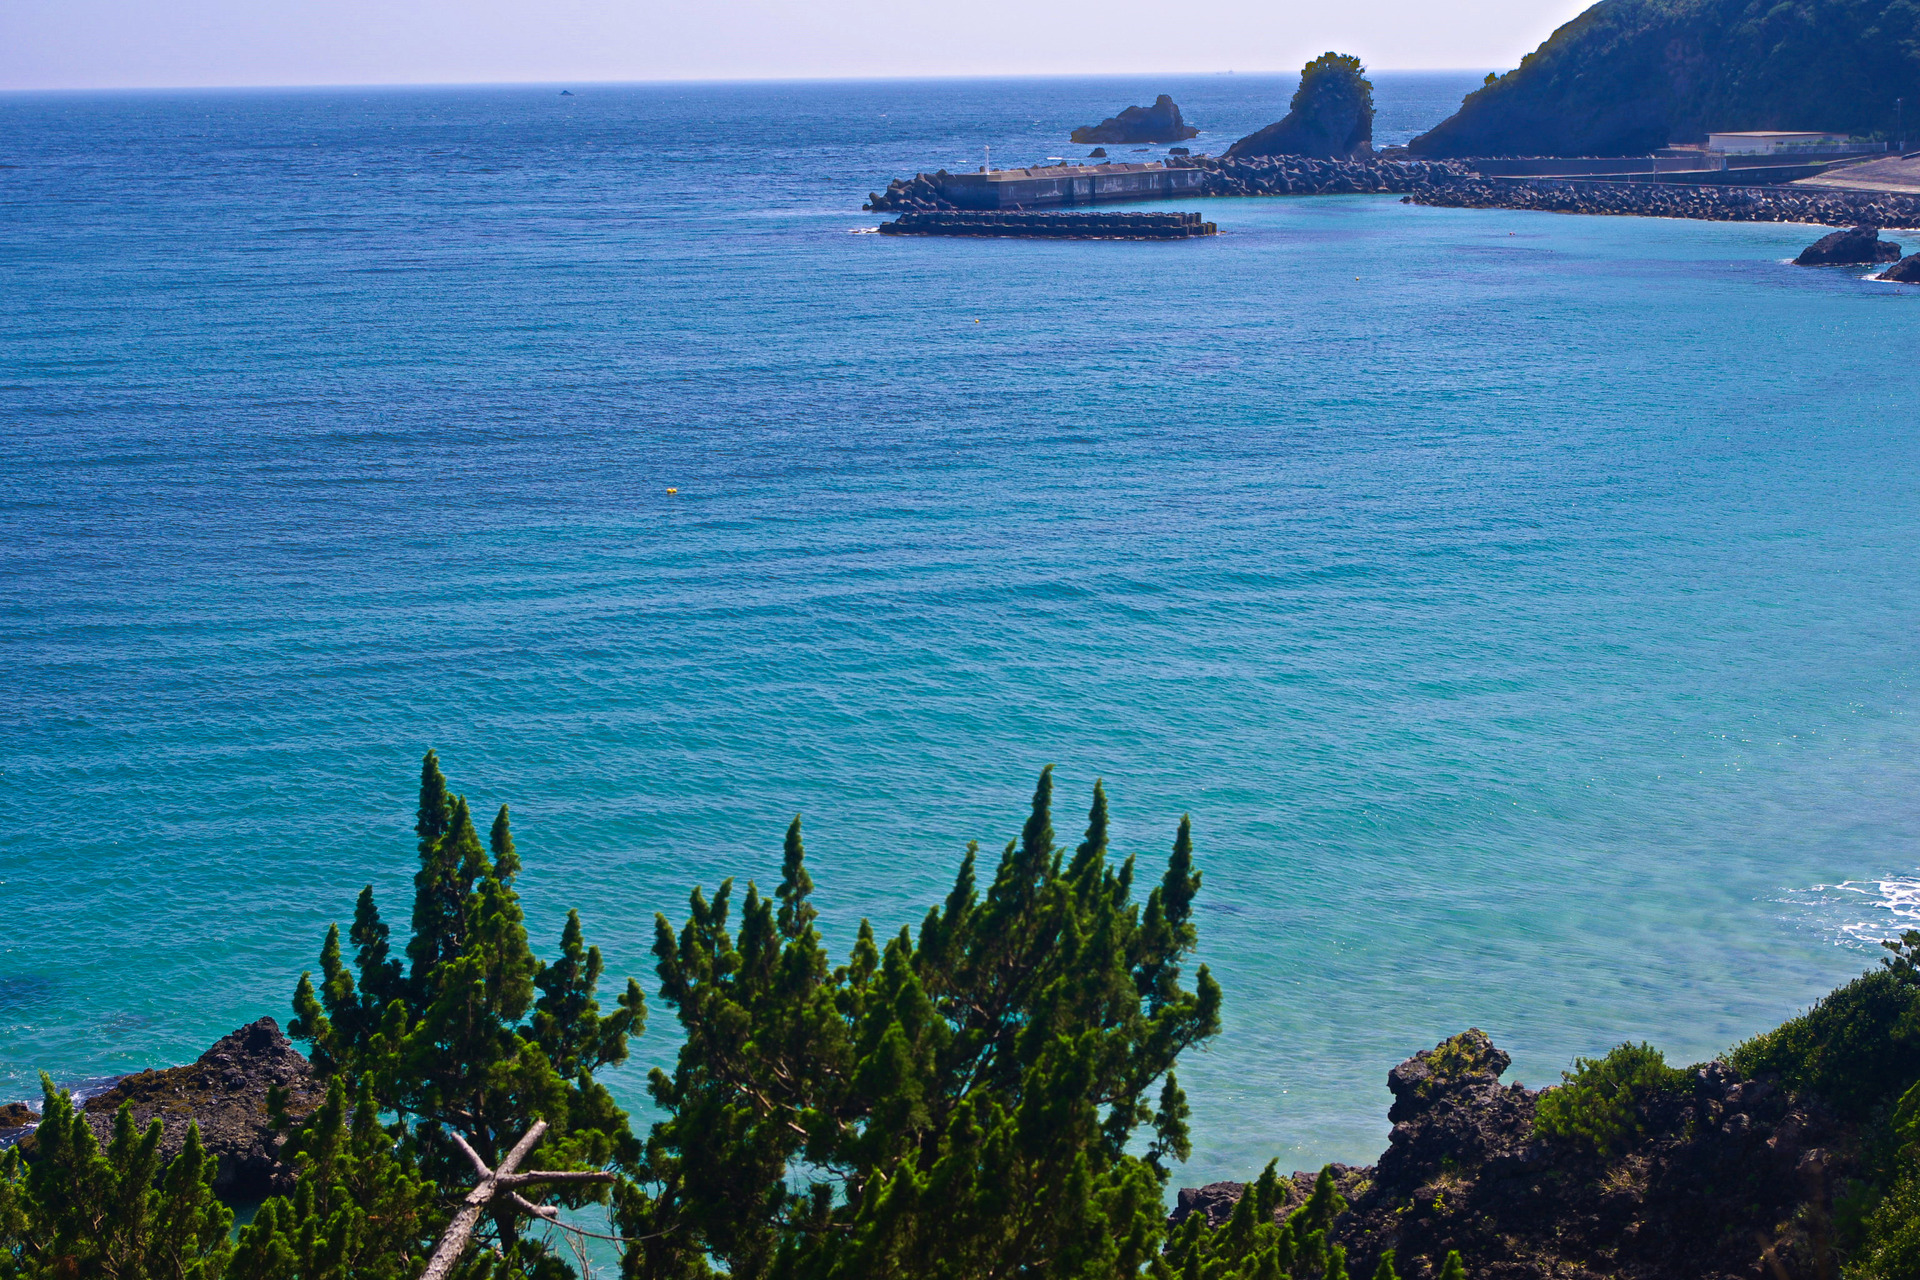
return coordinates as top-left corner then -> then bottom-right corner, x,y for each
3,74 -> 1919,1187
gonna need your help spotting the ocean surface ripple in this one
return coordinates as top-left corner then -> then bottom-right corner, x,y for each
1,73 -> 1918,1185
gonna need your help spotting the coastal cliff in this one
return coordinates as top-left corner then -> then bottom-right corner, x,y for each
1180,940 -> 1920,1280
1179,1028 -> 1849,1279
1408,0 -> 1920,157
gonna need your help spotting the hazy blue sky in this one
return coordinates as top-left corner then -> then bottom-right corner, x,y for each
2,0 -> 1587,91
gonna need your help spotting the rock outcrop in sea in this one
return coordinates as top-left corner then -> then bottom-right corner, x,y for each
0,1101 -> 37,1147
1878,252 -> 1920,282
1227,53 -> 1373,159
1176,1029 -> 1848,1280
1794,225 -> 1902,264
75,1017 -> 325,1199
1070,95 -> 1199,144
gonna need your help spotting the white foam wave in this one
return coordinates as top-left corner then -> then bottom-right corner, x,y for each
1782,874 -> 1920,949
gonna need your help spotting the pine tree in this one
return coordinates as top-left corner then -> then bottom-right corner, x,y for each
0,1077 -> 232,1279
233,1078 -> 443,1280
617,768 -> 1222,1280
1438,1251 -> 1468,1280
288,752 -> 644,1276
1154,1159 -> 1396,1280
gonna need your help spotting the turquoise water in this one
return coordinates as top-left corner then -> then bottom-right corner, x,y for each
3,74 -> 1919,1187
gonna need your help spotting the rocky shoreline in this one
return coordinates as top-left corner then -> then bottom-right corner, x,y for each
10,1018 -> 323,1201
1175,1029 -> 1847,1280
0,1015 -> 1895,1273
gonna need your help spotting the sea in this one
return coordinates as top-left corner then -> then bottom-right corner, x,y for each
3,72 -> 1919,1189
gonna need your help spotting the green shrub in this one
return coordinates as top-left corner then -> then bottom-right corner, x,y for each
1729,935 -> 1920,1122
1845,1157 -> 1920,1280
1533,1042 -> 1692,1155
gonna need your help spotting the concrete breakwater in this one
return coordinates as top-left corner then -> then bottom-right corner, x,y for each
1410,174 -> 1920,226
1191,155 -> 1476,197
878,210 -> 1216,239
866,157 -> 1474,212
868,162 -> 1207,212
866,156 -> 1920,227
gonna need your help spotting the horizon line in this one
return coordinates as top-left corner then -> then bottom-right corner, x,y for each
0,66 -> 1500,97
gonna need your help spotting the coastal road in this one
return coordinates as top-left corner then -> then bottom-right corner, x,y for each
1793,153 -> 1920,195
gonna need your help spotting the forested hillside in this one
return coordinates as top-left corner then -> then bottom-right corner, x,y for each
1409,0 -> 1920,156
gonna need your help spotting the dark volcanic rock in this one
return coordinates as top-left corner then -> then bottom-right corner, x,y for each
1796,225 -> 1902,264
0,1100 -> 37,1148
1878,252 -> 1920,281
1172,1180 -> 1247,1226
1070,95 -> 1199,145
81,1018 -> 324,1200
1227,53 -> 1373,159
1177,1029 -> 1853,1280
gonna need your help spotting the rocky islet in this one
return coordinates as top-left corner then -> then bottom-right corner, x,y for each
1877,253 -> 1920,282
1226,53 -> 1375,160
1069,95 -> 1199,145
1794,225 -> 1904,264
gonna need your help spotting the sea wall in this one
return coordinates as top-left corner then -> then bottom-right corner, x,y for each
866,156 -> 1919,226
867,158 -> 1474,212
868,163 -> 1208,212
1408,174 -> 1920,225
1192,155 -> 1472,195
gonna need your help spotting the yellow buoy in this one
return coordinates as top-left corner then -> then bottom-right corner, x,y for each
667,487 -> 678,494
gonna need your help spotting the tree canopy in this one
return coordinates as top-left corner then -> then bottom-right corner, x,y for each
619,767 -> 1224,1279
1409,0 -> 1920,156
0,754 -> 1474,1280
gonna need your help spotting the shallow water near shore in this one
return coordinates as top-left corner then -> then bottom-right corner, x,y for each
2,73 -> 1919,1188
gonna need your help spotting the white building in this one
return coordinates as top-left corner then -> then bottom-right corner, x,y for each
1706,131 -> 1850,155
